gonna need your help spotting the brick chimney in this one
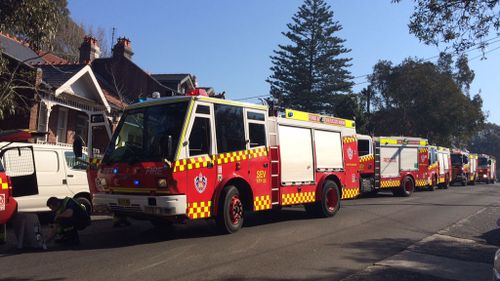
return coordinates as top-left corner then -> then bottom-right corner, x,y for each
79,36 -> 100,64
112,37 -> 134,59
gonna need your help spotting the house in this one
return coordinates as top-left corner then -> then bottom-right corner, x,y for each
0,33 -> 217,152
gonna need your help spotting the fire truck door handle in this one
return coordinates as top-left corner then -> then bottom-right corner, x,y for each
263,163 -> 268,168
207,162 -> 214,168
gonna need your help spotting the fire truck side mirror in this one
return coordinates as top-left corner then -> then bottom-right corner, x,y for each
73,135 -> 84,158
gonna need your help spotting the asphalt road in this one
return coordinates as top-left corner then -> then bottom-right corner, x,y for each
1,183 -> 500,281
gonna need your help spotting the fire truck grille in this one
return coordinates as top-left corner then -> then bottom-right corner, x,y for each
108,203 -> 142,213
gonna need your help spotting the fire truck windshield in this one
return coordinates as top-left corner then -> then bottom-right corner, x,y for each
451,154 -> 462,166
103,101 -> 189,164
479,157 -> 488,167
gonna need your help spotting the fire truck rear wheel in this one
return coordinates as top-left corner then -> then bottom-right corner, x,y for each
216,185 -> 244,234
321,180 -> 341,217
399,177 -> 414,197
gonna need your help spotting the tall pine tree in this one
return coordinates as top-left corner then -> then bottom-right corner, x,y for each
267,0 -> 353,114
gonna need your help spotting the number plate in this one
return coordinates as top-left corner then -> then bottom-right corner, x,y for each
117,198 -> 130,206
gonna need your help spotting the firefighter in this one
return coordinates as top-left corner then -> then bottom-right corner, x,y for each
45,197 -> 91,245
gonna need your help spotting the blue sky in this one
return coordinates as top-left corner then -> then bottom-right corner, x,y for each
68,0 -> 500,124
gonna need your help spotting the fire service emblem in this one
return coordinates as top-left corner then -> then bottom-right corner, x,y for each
347,147 -> 354,160
194,173 -> 208,194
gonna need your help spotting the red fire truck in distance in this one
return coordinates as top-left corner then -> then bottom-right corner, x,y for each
92,96 -> 360,233
451,149 -> 477,186
477,154 -> 497,184
427,146 -> 452,189
357,135 -> 431,196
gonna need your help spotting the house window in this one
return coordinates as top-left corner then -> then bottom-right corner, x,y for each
56,107 -> 68,143
75,114 -> 89,141
38,103 -> 48,134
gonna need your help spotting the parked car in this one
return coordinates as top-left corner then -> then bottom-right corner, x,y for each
0,142 -> 92,215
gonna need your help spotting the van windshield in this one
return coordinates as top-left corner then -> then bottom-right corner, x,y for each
103,101 -> 189,164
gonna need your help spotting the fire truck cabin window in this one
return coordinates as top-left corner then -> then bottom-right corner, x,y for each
247,111 -> 265,121
189,117 -> 211,156
249,123 -> 266,148
358,139 -> 370,156
214,104 -> 246,153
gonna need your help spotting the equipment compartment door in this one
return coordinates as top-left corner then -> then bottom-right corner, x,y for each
380,147 -> 400,177
278,125 -> 314,184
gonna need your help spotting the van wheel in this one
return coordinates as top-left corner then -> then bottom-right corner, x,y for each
216,185 -> 244,234
75,196 -> 92,216
398,177 -> 414,197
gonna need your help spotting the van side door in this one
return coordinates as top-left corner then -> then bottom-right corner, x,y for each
63,151 -> 89,195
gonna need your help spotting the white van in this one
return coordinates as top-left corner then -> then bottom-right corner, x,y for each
0,142 -> 91,214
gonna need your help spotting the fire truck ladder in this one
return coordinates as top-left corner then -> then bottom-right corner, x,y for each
268,117 -> 280,206
270,146 -> 280,206
374,143 -> 381,189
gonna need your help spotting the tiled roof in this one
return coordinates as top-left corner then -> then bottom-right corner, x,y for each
37,51 -> 69,65
0,33 -> 45,65
38,64 -> 86,89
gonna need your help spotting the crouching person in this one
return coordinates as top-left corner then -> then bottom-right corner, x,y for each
45,197 -> 91,246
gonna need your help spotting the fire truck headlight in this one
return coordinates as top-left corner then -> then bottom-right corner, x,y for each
158,178 -> 168,188
483,174 -> 488,178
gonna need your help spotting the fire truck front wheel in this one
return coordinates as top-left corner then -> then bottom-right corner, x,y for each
216,185 -> 244,234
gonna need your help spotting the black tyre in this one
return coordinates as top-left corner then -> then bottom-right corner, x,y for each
305,180 -> 340,218
399,177 -> 414,197
75,196 -> 92,216
216,185 -> 244,234
461,175 -> 467,186
443,176 -> 450,189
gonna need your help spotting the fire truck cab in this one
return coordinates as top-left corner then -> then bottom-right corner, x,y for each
92,96 -> 359,233
478,154 -> 497,184
451,149 -> 470,186
357,135 -> 429,196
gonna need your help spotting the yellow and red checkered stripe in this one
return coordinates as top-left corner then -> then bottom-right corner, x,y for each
419,148 -> 428,153
380,179 -> 400,188
282,191 -> 315,206
174,156 -> 212,172
174,147 -> 268,173
343,136 -> 357,144
359,154 -> 374,163
342,188 -> 359,199
187,201 -> 211,219
0,177 -> 8,190
438,176 -> 446,183
415,179 -> 428,187
254,195 -> 271,211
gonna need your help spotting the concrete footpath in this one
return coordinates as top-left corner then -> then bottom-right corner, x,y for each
342,206 -> 500,281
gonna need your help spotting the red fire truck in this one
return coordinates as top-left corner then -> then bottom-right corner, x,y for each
451,149 -> 474,186
427,146 -> 452,189
89,96 -> 360,233
357,135 -> 431,196
478,154 -> 497,184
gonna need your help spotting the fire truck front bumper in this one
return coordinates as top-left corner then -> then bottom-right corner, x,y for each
93,193 -> 187,217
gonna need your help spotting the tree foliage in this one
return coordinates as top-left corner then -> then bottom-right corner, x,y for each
365,57 -> 485,146
0,51 -> 37,119
469,123 -> 500,173
395,0 -> 500,53
0,0 -> 68,51
267,0 -> 353,114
